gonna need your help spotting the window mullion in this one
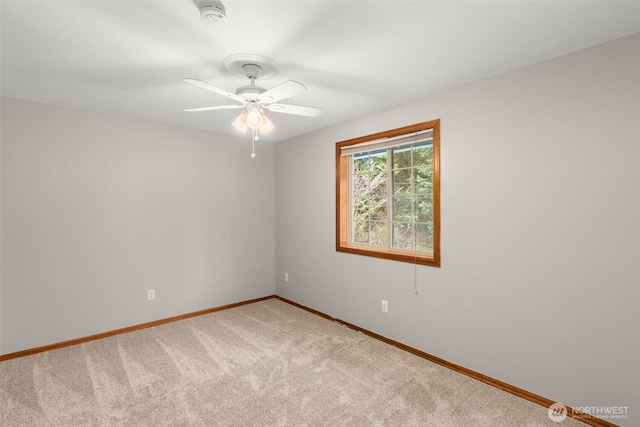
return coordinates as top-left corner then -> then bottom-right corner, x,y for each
347,155 -> 353,245
411,146 -> 416,251
387,148 -> 393,250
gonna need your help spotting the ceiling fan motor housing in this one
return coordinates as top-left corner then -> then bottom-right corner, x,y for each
194,0 -> 227,24
235,85 -> 266,101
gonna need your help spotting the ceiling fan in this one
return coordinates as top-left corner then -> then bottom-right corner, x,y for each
184,54 -> 322,156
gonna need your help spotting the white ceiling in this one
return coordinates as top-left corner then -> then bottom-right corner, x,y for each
1,0 -> 639,142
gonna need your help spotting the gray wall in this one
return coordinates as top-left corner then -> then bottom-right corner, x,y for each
276,34 -> 639,425
0,99 -> 276,355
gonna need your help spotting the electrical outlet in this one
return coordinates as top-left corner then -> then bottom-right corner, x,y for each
147,289 -> 155,301
381,299 -> 388,313
284,272 -> 289,282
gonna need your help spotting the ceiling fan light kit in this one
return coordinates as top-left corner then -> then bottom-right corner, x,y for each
232,111 -> 249,133
185,53 -> 322,157
232,106 -> 274,133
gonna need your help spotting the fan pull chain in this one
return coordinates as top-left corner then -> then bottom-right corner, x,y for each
251,129 -> 257,158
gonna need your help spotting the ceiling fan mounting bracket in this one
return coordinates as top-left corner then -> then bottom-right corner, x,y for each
223,54 -> 278,80
242,64 -> 263,80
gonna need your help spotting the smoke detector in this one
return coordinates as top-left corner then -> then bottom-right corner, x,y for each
194,0 -> 227,24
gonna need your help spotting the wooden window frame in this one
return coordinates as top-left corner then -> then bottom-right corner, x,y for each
335,120 -> 440,267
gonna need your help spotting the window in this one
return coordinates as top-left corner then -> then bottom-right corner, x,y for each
336,120 -> 440,266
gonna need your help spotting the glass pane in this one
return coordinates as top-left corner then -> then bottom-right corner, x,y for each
415,196 -> 433,222
370,151 -> 387,172
392,222 -> 414,250
369,197 -> 388,220
352,220 -> 369,244
353,155 -> 370,174
414,166 -> 433,194
392,144 -> 412,169
369,221 -> 388,246
415,223 -> 433,254
393,182 -> 411,195
413,143 -> 433,166
392,196 -> 412,221
352,172 -> 369,196
393,169 -> 412,194
369,172 -> 387,197
352,197 -> 370,220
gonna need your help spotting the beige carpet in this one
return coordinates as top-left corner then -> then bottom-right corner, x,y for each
0,298 -> 589,426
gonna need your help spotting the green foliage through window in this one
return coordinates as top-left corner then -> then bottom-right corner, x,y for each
350,140 -> 434,254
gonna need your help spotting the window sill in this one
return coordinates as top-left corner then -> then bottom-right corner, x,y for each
336,244 -> 440,267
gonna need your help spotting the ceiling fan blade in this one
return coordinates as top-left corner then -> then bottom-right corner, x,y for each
185,105 -> 245,112
258,80 -> 307,104
184,78 -> 246,104
266,103 -> 323,117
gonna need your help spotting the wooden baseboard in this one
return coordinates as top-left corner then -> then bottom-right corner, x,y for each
0,293 -> 619,427
275,296 -> 619,427
0,295 -> 277,362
